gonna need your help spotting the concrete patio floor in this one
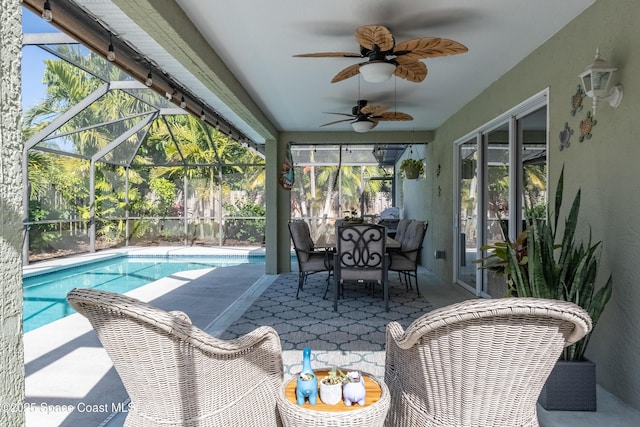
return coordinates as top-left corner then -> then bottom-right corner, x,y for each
23,247 -> 640,426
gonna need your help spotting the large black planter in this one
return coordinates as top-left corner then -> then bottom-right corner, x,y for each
538,359 -> 596,411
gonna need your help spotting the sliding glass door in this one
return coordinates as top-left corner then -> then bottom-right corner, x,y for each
456,139 -> 479,289
454,93 -> 547,296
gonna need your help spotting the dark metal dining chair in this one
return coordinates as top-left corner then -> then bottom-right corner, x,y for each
333,224 -> 388,312
389,220 -> 428,295
288,221 -> 333,298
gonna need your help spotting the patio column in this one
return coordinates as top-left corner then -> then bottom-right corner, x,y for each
0,0 -> 25,425
265,136 -> 291,274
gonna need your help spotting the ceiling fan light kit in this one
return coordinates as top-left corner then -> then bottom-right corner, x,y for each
351,119 -> 375,133
359,61 -> 396,83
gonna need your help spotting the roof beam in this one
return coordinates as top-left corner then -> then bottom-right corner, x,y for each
111,0 -> 278,142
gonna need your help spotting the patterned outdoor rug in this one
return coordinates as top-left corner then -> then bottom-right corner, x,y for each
220,272 -> 433,379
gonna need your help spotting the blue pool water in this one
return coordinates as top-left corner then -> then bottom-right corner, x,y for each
23,255 -> 264,332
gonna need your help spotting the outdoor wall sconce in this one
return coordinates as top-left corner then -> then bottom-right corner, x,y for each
578,49 -> 623,116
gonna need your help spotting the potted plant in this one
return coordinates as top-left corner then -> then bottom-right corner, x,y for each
319,366 -> 348,405
478,165 -> 612,411
399,158 -> 424,179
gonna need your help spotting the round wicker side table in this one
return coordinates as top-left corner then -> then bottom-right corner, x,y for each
276,369 -> 390,427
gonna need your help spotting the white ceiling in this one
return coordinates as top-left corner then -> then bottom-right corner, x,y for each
77,0 -> 596,143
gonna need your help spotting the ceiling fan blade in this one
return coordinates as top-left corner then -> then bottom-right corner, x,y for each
331,63 -> 362,83
293,52 -> 362,58
361,104 -> 388,116
355,25 -> 394,52
319,118 -> 353,127
323,112 -> 356,118
377,111 -> 414,121
394,59 -> 428,82
393,37 -> 468,60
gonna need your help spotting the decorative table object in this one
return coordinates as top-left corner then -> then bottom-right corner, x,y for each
343,371 -> 366,406
296,347 -> 318,405
277,369 -> 390,427
319,367 -> 345,405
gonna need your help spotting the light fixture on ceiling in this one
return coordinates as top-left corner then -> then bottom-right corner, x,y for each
165,88 -> 175,101
42,0 -> 52,22
359,61 -> 396,83
578,48 -> 623,116
180,96 -> 187,109
145,66 -> 153,87
200,109 -> 206,121
351,118 -> 375,133
107,33 -> 116,62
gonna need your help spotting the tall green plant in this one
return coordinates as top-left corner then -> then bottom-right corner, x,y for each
480,166 -> 612,361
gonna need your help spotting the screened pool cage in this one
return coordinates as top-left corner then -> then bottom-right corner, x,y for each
288,145 -> 399,245
22,38 -> 265,264
21,14 -> 405,264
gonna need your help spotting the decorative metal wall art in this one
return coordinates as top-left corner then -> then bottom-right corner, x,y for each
579,111 -> 597,142
559,122 -> 574,151
279,144 -> 295,190
571,85 -> 585,116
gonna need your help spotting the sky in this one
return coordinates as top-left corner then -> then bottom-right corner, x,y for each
21,8 -> 61,110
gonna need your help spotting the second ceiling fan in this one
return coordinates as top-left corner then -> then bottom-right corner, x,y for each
294,24 -> 468,83
320,99 -> 413,133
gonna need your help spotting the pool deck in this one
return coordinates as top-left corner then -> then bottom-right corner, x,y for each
24,246 -> 272,427
22,247 -> 640,426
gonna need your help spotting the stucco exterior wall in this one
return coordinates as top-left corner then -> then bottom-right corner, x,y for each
0,0 -> 25,425
407,0 -> 640,409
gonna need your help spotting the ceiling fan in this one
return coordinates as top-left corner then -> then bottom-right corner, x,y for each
294,24 -> 468,83
320,99 -> 413,133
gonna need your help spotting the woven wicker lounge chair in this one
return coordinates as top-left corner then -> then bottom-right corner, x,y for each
384,297 -> 592,427
67,288 -> 284,427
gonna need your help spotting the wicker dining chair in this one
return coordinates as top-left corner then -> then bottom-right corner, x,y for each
67,288 -> 284,427
384,297 -> 592,427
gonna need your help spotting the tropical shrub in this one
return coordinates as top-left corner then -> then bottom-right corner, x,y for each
478,166 -> 612,361
223,199 -> 266,244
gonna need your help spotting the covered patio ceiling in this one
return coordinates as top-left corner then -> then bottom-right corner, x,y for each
23,0 -> 595,146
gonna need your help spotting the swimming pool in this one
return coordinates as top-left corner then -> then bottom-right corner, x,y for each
23,255 -> 264,332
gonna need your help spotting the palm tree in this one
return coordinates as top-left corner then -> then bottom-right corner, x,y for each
24,44 -> 267,250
